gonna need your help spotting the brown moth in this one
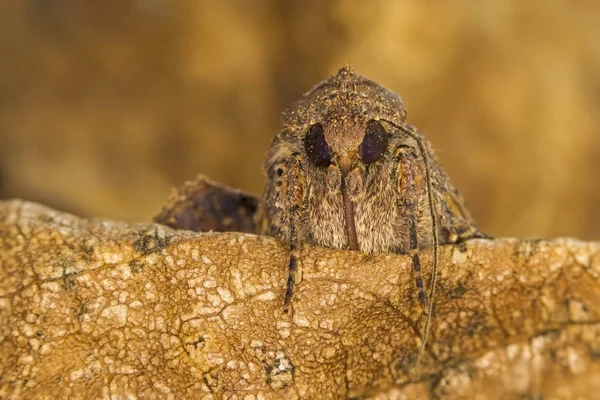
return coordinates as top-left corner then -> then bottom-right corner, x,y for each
155,66 -> 486,364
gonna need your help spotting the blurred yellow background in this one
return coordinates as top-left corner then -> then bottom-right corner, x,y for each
0,1 -> 598,240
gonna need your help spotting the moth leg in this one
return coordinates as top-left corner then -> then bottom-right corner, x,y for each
283,199 -> 301,313
409,218 -> 429,313
277,154 -> 306,313
395,144 -> 429,313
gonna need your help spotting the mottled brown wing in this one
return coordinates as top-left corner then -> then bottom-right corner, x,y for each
434,166 -> 490,244
153,175 -> 259,233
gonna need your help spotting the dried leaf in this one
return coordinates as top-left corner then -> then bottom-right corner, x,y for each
1,200 -> 599,399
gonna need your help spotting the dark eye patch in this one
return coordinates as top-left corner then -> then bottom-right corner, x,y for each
361,119 -> 389,164
304,123 -> 332,167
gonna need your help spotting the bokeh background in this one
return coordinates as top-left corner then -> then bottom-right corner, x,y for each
0,1 -> 598,240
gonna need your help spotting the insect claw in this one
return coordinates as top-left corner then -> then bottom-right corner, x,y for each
419,297 -> 429,315
283,252 -> 297,314
283,285 -> 292,313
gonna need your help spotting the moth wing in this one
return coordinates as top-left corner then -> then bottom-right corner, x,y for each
154,175 -> 259,233
436,175 -> 489,243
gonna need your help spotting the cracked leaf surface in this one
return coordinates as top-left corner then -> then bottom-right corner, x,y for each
1,200 -> 600,399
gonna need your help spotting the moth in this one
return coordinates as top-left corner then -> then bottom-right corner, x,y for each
155,66 -> 485,363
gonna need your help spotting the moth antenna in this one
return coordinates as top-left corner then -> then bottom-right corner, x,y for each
383,119 -> 439,373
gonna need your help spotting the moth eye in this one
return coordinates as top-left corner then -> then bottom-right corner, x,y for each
360,119 -> 389,164
304,123 -> 332,167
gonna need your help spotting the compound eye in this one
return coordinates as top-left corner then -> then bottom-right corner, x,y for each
304,123 -> 332,167
360,120 -> 389,164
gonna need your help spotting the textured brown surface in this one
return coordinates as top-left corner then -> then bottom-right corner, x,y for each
0,1 -> 599,240
1,200 -> 600,399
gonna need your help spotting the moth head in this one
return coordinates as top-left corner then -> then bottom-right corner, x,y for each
303,119 -> 389,170
288,66 -> 408,172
